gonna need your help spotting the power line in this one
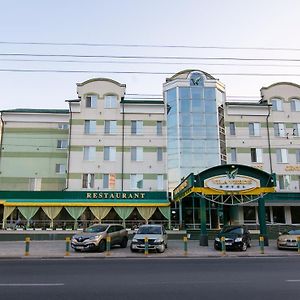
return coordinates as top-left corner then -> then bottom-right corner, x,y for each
2,53 -> 300,62
2,58 -> 300,68
1,41 -> 300,52
1,68 -> 300,76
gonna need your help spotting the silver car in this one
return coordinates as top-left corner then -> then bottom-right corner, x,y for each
277,229 -> 300,250
130,224 -> 168,253
71,224 -> 128,252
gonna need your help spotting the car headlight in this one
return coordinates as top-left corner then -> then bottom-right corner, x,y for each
132,238 -> 138,243
215,237 -> 220,242
88,235 -> 101,241
154,238 -> 164,243
235,237 -> 243,242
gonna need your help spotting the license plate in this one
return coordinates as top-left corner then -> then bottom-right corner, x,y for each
76,246 -> 84,249
287,242 -> 296,247
225,243 -> 232,246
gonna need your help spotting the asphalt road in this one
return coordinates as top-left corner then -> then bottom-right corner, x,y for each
0,257 -> 300,300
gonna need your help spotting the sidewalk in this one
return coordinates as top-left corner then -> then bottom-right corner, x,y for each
0,239 -> 299,259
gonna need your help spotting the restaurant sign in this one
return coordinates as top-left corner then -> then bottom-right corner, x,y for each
204,169 -> 260,192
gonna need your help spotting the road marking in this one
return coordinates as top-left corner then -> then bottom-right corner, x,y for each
0,283 -> 64,287
286,280 -> 300,282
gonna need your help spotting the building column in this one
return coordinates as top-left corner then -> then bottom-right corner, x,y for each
284,207 -> 292,225
179,201 -> 183,229
258,196 -> 269,246
199,195 -> 208,246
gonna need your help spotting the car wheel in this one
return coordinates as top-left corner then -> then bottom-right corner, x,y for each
98,240 -> 106,252
130,245 -> 138,252
120,237 -> 128,248
158,243 -> 166,253
241,242 -> 247,251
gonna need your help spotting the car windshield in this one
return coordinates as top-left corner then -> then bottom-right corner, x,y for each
287,230 -> 300,235
84,225 -> 108,233
221,227 -> 243,234
137,226 -> 162,234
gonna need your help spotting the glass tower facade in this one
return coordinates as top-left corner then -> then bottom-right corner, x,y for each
164,70 -> 226,191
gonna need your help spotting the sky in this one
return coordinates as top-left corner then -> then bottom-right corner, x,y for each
1,0 -> 300,109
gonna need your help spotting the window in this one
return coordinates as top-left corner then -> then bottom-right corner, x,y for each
278,175 -> 291,190
83,146 -> 96,161
229,122 -> 236,135
243,207 -> 256,223
276,148 -> 288,163
156,121 -> 163,136
131,121 -> 143,135
57,139 -> 68,149
293,123 -> 300,136
157,147 -> 163,161
272,206 -> 285,223
82,173 -> 95,189
104,120 -> 117,134
271,98 -> 283,111
130,174 -> 143,189
104,95 -> 117,108
291,99 -> 300,112
157,174 -> 164,190
296,150 -> 300,163
230,148 -> 237,162
55,164 -> 66,174
291,207 -> 300,223
250,148 -> 263,163
104,146 -> 116,161
103,174 -> 116,189
131,147 -> 143,161
58,123 -> 69,130
86,95 -> 97,108
84,120 -> 96,134
249,122 -> 260,136
274,123 -> 285,137
28,178 -> 41,191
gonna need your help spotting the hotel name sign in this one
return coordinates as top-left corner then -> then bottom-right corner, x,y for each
86,192 -> 146,200
204,174 -> 260,192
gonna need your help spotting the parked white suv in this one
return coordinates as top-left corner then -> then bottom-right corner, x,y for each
130,224 -> 168,253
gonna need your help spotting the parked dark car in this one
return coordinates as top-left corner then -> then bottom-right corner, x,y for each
71,224 -> 128,252
214,225 -> 251,251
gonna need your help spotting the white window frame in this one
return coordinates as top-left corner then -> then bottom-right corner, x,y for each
296,150 -> 300,163
291,99 -> 300,112
271,98 -> 283,111
131,146 -> 143,161
278,175 -> 291,190
249,122 -> 260,136
55,164 -> 66,174
103,173 -> 116,189
250,148 -> 263,163
58,123 -> 69,130
57,139 -> 68,149
131,120 -> 143,135
104,120 -> 117,134
156,121 -> 163,136
274,123 -> 285,137
230,148 -> 237,162
157,147 -> 163,161
86,95 -> 97,108
104,146 -> 116,161
157,174 -> 164,190
83,146 -> 96,161
229,122 -> 236,136
82,173 -> 95,189
130,174 -> 143,189
84,120 -> 96,134
293,123 -> 300,136
276,148 -> 288,163
104,95 -> 117,108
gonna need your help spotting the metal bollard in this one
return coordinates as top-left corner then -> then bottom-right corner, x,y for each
221,236 -> 226,255
65,237 -> 70,256
144,237 -> 149,255
25,237 -> 30,256
297,236 -> 300,254
259,236 -> 264,254
106,236 -> 111,256
183,236 -> 188,256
